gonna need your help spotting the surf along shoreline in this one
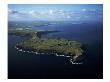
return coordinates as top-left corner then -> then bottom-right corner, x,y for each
15,45 -> 83,65
9,28 -> 85,64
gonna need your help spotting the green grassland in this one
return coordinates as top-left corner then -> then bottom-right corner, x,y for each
9,28 -> 83,59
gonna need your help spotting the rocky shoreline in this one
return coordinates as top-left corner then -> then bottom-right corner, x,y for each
9,28 -> 84,65
15,46 -> 83,64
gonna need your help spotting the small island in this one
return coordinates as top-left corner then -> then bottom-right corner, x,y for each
9,28 -> 84,63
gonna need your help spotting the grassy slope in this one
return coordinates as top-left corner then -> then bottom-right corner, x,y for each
9,28 -> 83,58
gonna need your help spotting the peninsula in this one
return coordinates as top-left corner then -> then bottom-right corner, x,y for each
9,28 -> 84,61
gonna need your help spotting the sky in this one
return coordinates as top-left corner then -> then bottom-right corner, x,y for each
8,4 -> 103,22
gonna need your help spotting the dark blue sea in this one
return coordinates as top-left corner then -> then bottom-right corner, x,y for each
8,21 -> 103,79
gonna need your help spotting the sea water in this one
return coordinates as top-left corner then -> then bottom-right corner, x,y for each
8,21 -> 103,79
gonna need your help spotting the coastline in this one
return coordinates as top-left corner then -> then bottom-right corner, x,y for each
15,46 -> 83,65
9,27 -> 84,65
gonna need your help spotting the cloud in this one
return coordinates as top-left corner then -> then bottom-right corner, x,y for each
66,15 -> 71,19
49,10 -> 54,15
82,8 -> 87,11
8,8 -> 103,21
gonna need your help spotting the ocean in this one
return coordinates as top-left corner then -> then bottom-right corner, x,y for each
8,21 -> 103,79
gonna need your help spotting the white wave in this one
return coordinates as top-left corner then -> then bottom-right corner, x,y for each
65,56 -> 71,57
19,49 -> 22,51
15,47 -> 83,65
70,59 -> 83,64
23,50 -> 25,52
